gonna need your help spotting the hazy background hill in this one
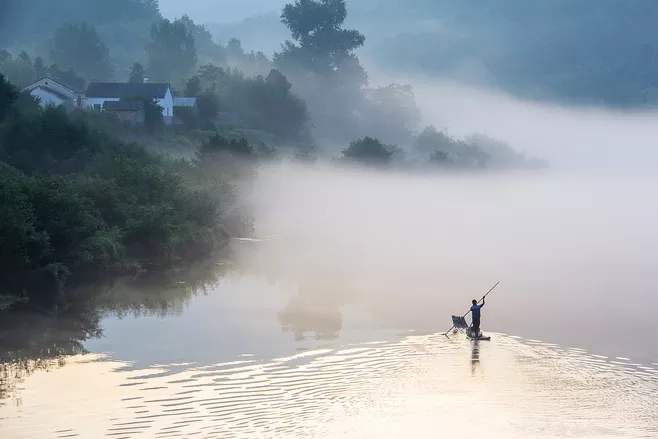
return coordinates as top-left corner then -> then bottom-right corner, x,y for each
204,0 -> 658,106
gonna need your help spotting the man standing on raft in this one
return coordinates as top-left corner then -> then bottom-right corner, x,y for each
470,297 -> 485,337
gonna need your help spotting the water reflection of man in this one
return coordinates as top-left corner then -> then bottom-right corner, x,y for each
470,297 -> 485,337
471,340 -> 480,375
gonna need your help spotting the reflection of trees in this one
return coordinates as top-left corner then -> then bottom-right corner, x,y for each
0,304 -> 98,402
277,277 -> 354,341
0,255 -> 228,401
278,297 -> 343,341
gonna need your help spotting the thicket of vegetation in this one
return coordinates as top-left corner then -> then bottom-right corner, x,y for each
183,65 -> 310,143
0,75 -> 244,309
414,126 -> 543,170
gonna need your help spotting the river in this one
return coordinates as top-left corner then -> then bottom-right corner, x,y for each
1,164 -> 657,438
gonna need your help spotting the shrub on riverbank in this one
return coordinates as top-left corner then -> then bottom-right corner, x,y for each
0,75 -> 232,308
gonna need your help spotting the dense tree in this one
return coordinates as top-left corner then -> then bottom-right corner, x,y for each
0,51 -> 36,87
51,23 -> 113,81
188,65 -> 309,142
128,63 -> 146,83
196,93 -> 220,127
273,0 -> 374,144
415,126 -> 541,169
200,135 -> 254,158
147,18 -> 197,83
0,51 -> 85,90
178,15 -> 227,65
0,74 -> 18,122
342,136 -> 393,165
143,99 -> 164,133
276,0 -> 366,83
184,76 -> 202,97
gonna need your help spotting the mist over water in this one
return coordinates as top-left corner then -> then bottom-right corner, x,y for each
377,75 -> 658,170
238,76 -> 658,361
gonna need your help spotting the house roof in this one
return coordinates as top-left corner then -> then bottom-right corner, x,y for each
174,97 -> 197,107
86,82 -> 170,99
23,77 -> 81,95
103,100 -> 145,112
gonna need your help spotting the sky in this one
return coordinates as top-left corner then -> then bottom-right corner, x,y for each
157,0 -> 285,23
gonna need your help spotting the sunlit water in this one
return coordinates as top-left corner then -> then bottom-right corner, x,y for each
1,330 -> 657,438
2,165 -> 658,438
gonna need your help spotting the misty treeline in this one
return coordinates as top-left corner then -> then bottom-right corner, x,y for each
0,0 -> 538,166
0,74 -> 256,309
209,0 -> 658,106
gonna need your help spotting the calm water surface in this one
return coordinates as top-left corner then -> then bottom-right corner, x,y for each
2,168 -> 658,438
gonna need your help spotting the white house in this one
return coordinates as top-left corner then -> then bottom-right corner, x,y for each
84,82 -> 175,123
22,77 -> 82,109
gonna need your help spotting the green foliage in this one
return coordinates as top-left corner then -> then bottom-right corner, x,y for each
196,93 -> 220,127
342,136 -> 393,165
277,0 -> 366,81
0,51 -> 35,88
0,50 -> 86,90
1,106 -> 100,174
0,74 -> 18,121
184,76 -> 202,97
416,126 -> 488,169
188,65 -> 309,142
128,63 -> 145,83
178,15 -> 227,66
415,126 -> 541,169
51,23 -> 113,81
0,77 -> 230,306
142,99 -> 164,133
200,135 -> 254,158
147,18 -> 198,84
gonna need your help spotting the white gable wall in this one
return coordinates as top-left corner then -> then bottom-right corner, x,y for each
30,87 -> 69,107
158,88 -> 174,122
23,78 -> 80,109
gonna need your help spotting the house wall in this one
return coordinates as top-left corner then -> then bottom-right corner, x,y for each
30,88 -> 69,108
158,89 -> 174,124
85,88 -> 173,123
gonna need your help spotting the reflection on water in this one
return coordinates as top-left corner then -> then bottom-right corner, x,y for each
1,333 -> 657,438
471,340 -> 481,375
0,257 -> 227,402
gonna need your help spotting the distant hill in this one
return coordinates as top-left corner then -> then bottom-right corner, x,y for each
208,0 -> 658,106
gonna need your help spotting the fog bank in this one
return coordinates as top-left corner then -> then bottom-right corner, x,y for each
377,76 -> 658,170
235,160 -> 658,362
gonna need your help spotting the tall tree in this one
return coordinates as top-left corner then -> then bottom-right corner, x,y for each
128,62 -> 146,83
275,0 -> 366,85
147,18 -> 197,83
51,23 -> 113,81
